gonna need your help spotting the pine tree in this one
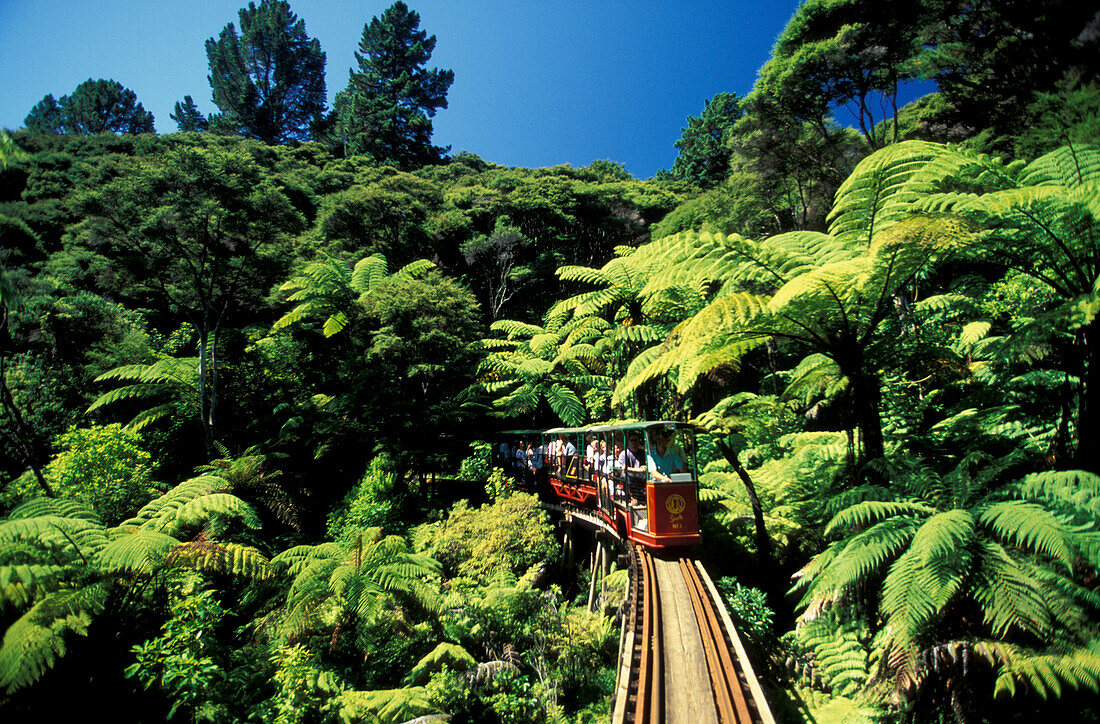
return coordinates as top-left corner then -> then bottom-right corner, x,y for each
170,95 -> 209,132
205,0 -> 326,144
24,79 -> 154,135
669,92 -> 742,188
334,1 -> 454,169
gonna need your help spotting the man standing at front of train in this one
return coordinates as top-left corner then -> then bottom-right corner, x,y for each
647,429 -> 686,482
619,433 -> 646,497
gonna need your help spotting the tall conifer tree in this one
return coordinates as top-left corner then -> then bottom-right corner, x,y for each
669,92 -> 743,188
205,0 -> 326,144
334,1 -> 454,169
171,96 -> 209,132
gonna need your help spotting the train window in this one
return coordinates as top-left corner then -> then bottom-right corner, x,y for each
646,427 -> 691,483
615,429 -> 648,531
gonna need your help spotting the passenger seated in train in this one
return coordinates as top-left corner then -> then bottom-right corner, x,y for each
618,431 -> 648,530
611,439 -> 625,498
583,432 -> 596,465
549,433 -> 576,475
526,442 -> 543,474
647,428 -> 686,482
583,433 -> 599,481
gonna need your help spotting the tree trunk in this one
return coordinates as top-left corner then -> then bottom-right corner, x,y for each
1074,322 -> 1100,473
209,327 -> 218,438
197,329 -> 212,457
850,371 -> 885,463
0,360 -> 54,496
715,436 -> 773,567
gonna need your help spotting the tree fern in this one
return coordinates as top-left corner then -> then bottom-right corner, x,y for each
0,582 -> 108,694
93,528 -> 180,576
168,541 -> 271,580
795,615 -> 874,697
267,532 -> 440,645
274,255 -> 355,336
405,642 -> 477,685
334,686 -> 436,723
796,449 -> 1100,707
476,311 -> 604,426
993,641 -> 1100,699
274,252 -> 436,338
0,470 -> 269,696
86,357 -> 200,431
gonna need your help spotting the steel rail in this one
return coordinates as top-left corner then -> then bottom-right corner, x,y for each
679,557 -> 755,723
632,547 -> 663,723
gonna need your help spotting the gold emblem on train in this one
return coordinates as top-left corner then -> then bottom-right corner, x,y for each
665,493 -> 686,515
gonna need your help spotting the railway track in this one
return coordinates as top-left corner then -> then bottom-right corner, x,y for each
613,545 -> 774,724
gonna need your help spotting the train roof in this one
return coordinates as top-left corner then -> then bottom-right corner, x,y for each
544,420 -> 698,434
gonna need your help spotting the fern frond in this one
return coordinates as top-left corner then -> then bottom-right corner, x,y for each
994,642 -> 1100,699
94,529 -> 179,576
1020,144 -> 1100,188
489,319 -> 544,340
335,686 -> 436,723
1016,470 -> 1100,526
973,540 -> 1052,638
825,501 -> 934,537
394,258 -> 436,280
0,582 -> 109,694
168,493 -> 262,535
321,311 -> 349,337
828,140 -> 947,246
350,254 -> 389,292
0,516 -> 108,556
977,501 -> 1076,570
169,541 -> 271,580
406,642 -> 477,685
557,265 -> 610,286
546,383 -> 585,427
800,516 -> 920,608
7,499 -> 100,523
0,564 -> 70,610
121,475 -> 229,529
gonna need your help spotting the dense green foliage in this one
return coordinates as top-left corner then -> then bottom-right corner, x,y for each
3,1 -> 1099,721
0,123 -> 663,718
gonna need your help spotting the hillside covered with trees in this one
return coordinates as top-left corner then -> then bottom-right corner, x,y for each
2,1 -> 1099,722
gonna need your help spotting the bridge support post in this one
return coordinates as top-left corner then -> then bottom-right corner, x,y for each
587,540 -> 602,612
600,538 -> 610,602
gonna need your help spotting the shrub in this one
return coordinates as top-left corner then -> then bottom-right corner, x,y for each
45,423 -> 156,523
715,576 -> 773,639
413,493 -> 557,584
327,456 -> 396,542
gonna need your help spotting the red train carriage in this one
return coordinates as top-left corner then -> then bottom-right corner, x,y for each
494,421 -> 701,550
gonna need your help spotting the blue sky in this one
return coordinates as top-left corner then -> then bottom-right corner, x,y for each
0,1 -> 801,178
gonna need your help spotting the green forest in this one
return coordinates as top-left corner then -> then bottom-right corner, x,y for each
2,1 -> 1099,721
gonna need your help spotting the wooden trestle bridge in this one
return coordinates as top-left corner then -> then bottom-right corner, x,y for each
548,503 -> 776,724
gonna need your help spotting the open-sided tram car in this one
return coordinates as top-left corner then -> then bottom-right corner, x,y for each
494,421 -> 701,549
